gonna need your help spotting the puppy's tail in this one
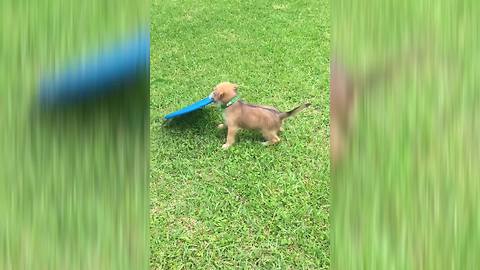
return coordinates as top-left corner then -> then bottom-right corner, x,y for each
279,103 -> 311,120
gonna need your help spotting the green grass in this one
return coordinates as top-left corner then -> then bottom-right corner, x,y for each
1,1 -> 148,269
332,0 -> 480,269
150,0 -> 330,268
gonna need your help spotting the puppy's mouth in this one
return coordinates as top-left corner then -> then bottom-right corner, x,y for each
214,100 -> 224,106
209,92 -> 224,105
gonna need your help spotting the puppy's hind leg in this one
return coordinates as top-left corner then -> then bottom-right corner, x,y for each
261,129 -> 280,146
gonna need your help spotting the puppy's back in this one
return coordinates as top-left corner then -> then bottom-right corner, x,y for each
236,103 -> 281,130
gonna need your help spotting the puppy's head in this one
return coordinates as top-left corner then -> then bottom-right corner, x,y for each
210,82 -> 238,105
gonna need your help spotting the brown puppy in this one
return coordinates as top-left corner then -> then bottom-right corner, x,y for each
210,82 -> 310,149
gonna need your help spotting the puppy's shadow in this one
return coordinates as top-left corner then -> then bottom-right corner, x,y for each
237,130 -> 264,143
161,109 -> 219,137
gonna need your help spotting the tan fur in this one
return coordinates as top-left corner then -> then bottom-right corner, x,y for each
211,82 -> 310,149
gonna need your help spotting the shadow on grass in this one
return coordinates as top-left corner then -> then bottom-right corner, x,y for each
161,109 -> 219,135
155,108 -> 286,151
29,80 -> 148,138
161,110 -> 268,144
166,114 -> 287,147
236,130 -> 265,143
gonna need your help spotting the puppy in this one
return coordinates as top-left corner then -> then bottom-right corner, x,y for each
210,82 -> 310,149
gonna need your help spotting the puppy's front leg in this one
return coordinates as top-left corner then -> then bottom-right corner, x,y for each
222,127 -> 238,149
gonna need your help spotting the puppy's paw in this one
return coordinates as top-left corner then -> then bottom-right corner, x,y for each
217,124 -> 226,129
222,143 -> 231,149
261,141 -> 270,146
279,126 -> 284,132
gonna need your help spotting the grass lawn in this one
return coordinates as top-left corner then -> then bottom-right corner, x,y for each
1,1 -> 148,269
332,1 -> 480,269
150,0 -> 330,268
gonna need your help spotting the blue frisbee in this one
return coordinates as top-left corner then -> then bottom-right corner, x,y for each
39,29 -> 149,106
164,96 -> 214,120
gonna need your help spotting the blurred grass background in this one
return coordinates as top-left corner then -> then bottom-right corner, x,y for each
332,0 -> 480,269
0,0 -> 148,269
150,0 -> 329,268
